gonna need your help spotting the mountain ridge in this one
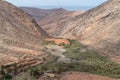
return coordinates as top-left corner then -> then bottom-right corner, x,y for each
21,7 -> 84,36
56,0 -> 120,56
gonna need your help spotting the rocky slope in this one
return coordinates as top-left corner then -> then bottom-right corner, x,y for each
55,0 -> 120,56
0,1 -> 49,65
21,7 -> 84,36
20,7 -> 61,20
38,9 -> 84,36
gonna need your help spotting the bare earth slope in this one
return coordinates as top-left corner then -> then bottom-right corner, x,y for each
20,7 -> 60,20
56,0 -> 120,56
38,9 -> 84,36
21,7 -> 84,36
0,1 -> 49,65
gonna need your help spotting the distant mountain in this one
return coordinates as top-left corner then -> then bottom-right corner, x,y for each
0,1 -> 49,65
55,0 -> 120,57
20,7 -> 64,20
21,7 -> 84,36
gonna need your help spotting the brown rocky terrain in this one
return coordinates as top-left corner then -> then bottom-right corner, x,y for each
38,9 -> 84,36
51,0 -> 120,57
1,0 -> 120,80
0,1 -> 49,65
21,7 -> 84,36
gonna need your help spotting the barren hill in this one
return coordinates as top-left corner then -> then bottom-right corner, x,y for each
20,7 -> 61,20
0,1 -> 49,65
21,7 -> 84,36
38,9 -> 84,36
54,0 -> 120,56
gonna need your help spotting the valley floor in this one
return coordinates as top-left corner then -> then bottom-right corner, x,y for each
2,38 -> 120,80
39,72 -> 120,80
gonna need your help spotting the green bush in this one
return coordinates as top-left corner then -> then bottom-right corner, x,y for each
42,41 -> 56,45
30,67 -> 44,79
3,73 -> 12,80
58,43 -> 65,46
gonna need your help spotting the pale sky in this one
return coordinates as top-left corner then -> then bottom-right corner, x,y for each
6,0 -> 108,7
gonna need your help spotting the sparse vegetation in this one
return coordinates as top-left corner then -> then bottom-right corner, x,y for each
42,41 -> 56,45
30,67 -> 44,78
40,39 -> 120,78
3,73 -> 12,80
10,39 -> 120,79
12,72 -> 38,80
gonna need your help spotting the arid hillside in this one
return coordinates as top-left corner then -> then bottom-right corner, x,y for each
1,1 -> 120,80
20,7 -> 61,20
38,9 -> 84,36
21,7 -> 84,36
54,0 -> 120,56
0,1 -> 49,65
